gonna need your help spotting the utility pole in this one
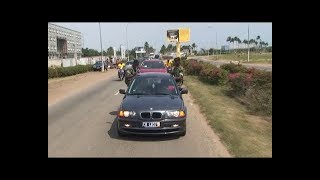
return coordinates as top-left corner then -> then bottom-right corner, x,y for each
126,23 -> 129,61
247,24 -> 250,62
216,32 -> 217,60
99,22 -> 104,72
74,44 -> 77,65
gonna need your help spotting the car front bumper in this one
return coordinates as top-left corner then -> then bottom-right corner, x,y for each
117,118 -> 186,135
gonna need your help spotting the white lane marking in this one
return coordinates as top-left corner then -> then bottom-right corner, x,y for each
114,91 -> 119,95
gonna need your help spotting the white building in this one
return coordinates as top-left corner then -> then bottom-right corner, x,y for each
48,23 -> 82,59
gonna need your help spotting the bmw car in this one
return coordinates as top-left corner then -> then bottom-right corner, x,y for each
117,72 -> 188,137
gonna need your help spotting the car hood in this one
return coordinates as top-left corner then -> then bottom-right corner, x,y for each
139,68 -> 167,73
121,95 -> 183,111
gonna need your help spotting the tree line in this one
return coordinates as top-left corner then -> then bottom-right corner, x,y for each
226,35 -> 269,53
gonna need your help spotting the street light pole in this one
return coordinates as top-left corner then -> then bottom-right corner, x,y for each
126,23 -> 129,61
99,22 -> 104,72
208,25 -> 214,57
247,24 -> 250,62
216,32 -> 217,60
74,44 -> 77,65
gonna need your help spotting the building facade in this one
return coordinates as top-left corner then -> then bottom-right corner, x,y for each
48,23 -> 82,59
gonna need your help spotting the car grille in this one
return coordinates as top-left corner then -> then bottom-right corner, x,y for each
140,112 -> 162,119
141,112 -> 151,118
152,112 -> 162,119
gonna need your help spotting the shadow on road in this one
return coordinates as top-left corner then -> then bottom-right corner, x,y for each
112,78 -> 124,82
107,117 -> 179,141
109,111 -> 118,115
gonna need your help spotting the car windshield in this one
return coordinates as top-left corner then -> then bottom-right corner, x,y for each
140,61 -> 165,69
128,76 -> 178,95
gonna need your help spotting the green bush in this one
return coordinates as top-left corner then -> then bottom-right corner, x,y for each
227,69 -> 272,115
184,59 -> 203,75
48,65 -> 93,79
228,73 -> 252,95
245,83 -> 272,116
220,63 -> 248,73
199,62 -> 228,85
251,69 -> 272,87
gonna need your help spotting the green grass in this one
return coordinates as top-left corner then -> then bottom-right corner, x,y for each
184,76 -> 272,157
204,53 -> 272,64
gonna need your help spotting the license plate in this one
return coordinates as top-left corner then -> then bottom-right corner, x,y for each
142,122 -> 160,128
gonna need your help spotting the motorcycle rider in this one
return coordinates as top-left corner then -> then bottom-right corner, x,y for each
117,61 -> 126,80
125,59 -> 139,86
170,57 -> 184,86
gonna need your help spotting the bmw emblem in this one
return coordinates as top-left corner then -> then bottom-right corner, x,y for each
150,108 -> 153,110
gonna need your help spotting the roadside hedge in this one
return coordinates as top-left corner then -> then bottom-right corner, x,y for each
48,65 -> 94,79
199,62 -> 228,85
181,59 -> 272,116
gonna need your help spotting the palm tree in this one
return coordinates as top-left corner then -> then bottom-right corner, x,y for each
192,43 -> 197,51
230,37 -> 235,53
226,36 -> 232,53
249,39 -> 255,51
256,36 -> 261,52
234,37 -> 241,52
200,48 -> 206,55
243,40 -> 248,46
188,45 -> 192,54
238,38 -> 242,49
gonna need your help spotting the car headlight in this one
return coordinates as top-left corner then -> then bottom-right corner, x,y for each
167,110 -> 185,118
118,110 -> 136,118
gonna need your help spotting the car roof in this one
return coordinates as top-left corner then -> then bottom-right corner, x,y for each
142,59 -> 163,62
136,72 -> 171,78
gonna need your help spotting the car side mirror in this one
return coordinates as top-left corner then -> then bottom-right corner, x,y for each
119,89 -> 126,94
180,88 -> 188,94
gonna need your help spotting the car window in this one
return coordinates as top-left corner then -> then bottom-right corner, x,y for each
128,76 -> 178,95
140,61 -> 165,69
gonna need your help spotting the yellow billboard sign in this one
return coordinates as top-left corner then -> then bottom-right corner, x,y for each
178,28 -> 190,43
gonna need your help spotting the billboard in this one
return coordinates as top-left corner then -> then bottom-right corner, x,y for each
167,29 -> 179,42
135,47 -> 146,53
178,28 -> 190,43
166,28 -> 190,43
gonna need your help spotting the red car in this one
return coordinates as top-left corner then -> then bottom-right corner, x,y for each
138,59 -> 167,73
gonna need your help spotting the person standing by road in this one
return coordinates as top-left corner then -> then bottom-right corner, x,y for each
171,57 -> 184,86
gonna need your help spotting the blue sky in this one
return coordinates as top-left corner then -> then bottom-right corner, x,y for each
52,22 -> 272,51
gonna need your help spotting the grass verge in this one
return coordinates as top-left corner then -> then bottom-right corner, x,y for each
204,53 -> 272,64
184,76 -> 272,157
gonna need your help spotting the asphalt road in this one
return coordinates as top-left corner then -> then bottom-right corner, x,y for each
48,72 -> 230,157
189,57 -> 272,71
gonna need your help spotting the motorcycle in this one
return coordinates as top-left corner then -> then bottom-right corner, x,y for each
118,68 -> 125,81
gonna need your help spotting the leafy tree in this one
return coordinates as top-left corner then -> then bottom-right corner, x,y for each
160,45 -> 166,54
106,47 -> 114,57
